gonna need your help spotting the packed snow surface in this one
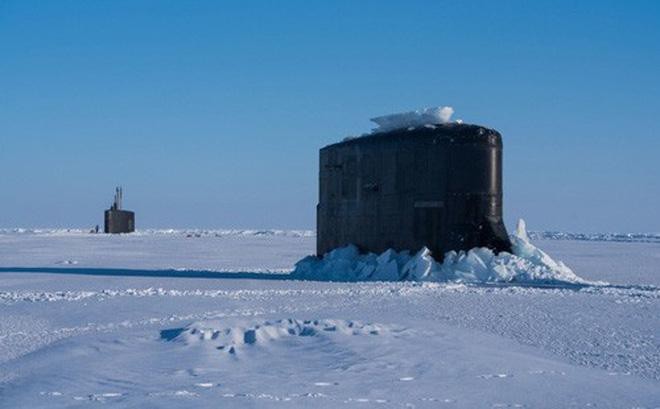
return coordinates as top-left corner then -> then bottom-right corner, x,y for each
0,228 -> 314,238
370,106 -> 455,133
1,226 -> 659,408
293,219 -> 593,285
3,227 -> 657,243
527,230 -> 660,243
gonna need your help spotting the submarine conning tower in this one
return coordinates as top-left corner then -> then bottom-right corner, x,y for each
316,122 -> 512,259
104,187 -> 135,234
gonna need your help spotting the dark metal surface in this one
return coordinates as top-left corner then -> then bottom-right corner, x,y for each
104,209 -> 135,234
316,123 -> 511,259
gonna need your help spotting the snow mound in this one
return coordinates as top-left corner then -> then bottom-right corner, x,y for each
162,319 -> 401,354
292,219 -> 599,286
371,106 -> 455,133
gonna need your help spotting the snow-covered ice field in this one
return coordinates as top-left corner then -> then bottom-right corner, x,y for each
1,230 -> 659,408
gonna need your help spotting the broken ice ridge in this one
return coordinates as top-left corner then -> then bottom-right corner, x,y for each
292,219 -> 603,286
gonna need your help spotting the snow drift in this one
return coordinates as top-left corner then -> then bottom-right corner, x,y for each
371,106 -> 455,133
292,219 -> 597,285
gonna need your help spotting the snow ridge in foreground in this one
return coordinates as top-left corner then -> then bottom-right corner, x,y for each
165,319 -> 399,350
292,219 -> 597,285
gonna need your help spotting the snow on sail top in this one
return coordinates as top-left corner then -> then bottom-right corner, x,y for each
370,106 -> 455,133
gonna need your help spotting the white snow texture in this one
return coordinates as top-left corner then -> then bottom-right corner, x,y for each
292,219 -> 593,285
1,226 -> 659,408
370,106 -> 455,133
169,319 -> 399,354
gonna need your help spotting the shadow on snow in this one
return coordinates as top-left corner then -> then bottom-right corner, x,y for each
0,267 -> 655,293
0,267 -> 291,281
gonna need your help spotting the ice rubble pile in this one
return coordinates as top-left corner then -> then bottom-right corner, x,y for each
164,319 -> 397,354
371,106 -> 455,133
292,220 -> 593,285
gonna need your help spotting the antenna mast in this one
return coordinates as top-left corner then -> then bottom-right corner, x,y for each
112,186 -> 123,210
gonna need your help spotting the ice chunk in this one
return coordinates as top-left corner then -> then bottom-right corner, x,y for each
371,106 -> 455,133
291,219 -> 598,286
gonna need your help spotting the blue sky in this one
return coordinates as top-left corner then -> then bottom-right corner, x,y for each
1,1 -> 659,232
